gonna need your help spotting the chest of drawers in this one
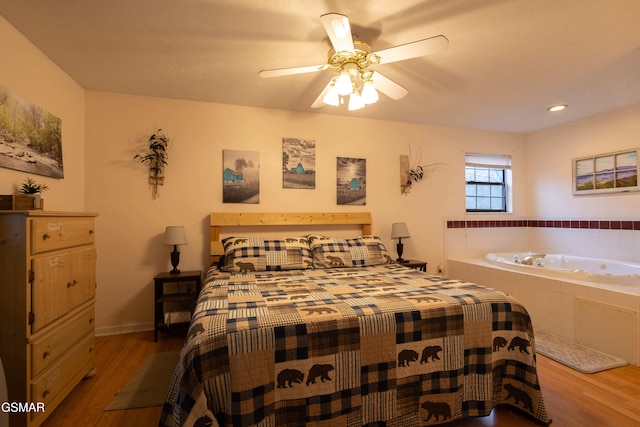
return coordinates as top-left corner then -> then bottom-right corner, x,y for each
0,211 -> 98,427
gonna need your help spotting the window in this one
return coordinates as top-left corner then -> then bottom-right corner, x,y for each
465,153 -> 511,213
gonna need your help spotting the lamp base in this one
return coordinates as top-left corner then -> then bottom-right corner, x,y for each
396,242 -> 406,263
170,246 -> 181,274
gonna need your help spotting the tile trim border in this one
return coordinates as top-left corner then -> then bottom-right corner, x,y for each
446,219 -> 640,230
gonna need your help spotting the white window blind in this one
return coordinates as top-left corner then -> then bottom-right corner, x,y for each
465,153 -> 511,169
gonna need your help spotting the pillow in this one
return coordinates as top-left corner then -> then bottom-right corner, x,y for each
308,235 -> 393,268
221,237 -> 313,272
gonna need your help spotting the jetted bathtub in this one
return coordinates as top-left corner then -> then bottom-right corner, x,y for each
485,252 -> 640,286
448,253 -> 640,365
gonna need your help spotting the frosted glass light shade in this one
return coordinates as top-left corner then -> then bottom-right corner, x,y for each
361,80 -> 379,105
348,91 -> 364,111
323,83 -> 340,106
335,71 -> 352,96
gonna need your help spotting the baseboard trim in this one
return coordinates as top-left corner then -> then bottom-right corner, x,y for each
96,322 -> 153,337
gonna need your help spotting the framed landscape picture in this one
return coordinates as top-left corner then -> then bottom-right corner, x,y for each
337,157 -> 366,205
0,86 -> 63,178
282,137 -> 315,189
222,149 -> 260,203
573,149 -> 638,195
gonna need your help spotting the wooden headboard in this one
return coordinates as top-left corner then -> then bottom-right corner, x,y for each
209,212 -> 372,265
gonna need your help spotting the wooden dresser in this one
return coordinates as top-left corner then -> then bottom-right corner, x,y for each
0,211 -> 98,427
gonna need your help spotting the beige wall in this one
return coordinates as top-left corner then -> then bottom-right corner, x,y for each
10,12 -> 640,335
522,104 -> 640,262
84,91 -> 526,334
0,15 -> 527,335
445,103 -> 640,263
0,15 -> 86,210
525,103 -> 640,218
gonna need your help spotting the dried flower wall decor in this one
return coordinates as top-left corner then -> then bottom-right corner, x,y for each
134,128 -> 169,199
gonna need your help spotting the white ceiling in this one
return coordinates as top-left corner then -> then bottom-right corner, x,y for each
1,0 -> 639,133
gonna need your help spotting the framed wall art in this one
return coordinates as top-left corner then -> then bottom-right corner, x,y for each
0,86 -> 63,178
222,149 -> 260,203
573,148 -> 638,195
282,137 -> 315,189
337,156 -> 366,205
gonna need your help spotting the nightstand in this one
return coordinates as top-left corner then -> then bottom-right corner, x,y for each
398,259 -> 427,272
154,270 -> 202,341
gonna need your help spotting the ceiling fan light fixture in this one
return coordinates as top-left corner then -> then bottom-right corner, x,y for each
261,13 -> 450,112
361,79 -> 379,105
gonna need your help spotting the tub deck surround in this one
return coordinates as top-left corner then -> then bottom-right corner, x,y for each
444,216 -> 640,275
447,257 -> 640,367
486,252 -> 640,287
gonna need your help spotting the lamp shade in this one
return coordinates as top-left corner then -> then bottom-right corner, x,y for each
163,226 -> 188,246
390,222 -> 410,239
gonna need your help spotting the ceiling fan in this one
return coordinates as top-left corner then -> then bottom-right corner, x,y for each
258,13 -> 448,110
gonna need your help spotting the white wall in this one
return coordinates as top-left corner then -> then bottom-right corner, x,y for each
84,91 -> 525,334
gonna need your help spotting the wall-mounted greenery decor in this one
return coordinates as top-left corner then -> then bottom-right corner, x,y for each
400,144 -> 442,195
134,129 -> 169,199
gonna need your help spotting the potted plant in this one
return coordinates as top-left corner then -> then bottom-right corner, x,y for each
19,177 -> 48,208
134,129 -> 169,199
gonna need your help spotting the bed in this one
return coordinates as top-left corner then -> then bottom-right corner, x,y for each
160,212 -> 551,426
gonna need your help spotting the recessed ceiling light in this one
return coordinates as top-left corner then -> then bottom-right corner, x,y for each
547,104 -> 568,112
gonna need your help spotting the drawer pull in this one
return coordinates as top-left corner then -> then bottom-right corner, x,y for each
89,346 -> 94,353
89,229 -> 95,235
89,317 -> 94,324
42,233 -> 51,240
42,389 -> 50,399
43,350 -> 51,359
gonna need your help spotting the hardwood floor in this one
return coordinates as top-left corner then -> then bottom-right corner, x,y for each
40,329 -> 185,427
41,330 -> 640,427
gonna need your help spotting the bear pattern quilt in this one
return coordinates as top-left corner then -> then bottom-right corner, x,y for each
160,264 -> 551,427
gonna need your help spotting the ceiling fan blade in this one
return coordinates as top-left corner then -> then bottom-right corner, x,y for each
259,64 -> 328,78
371,72 -> 408,100
374,35 -> 448,65
320,13 -> 354,53
311,80 -> 333,108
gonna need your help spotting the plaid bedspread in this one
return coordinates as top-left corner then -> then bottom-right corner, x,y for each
160,264 -> 551,426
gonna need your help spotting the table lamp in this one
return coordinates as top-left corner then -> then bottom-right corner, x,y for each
390,222 -> 410,262
163,226 -> 188,274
